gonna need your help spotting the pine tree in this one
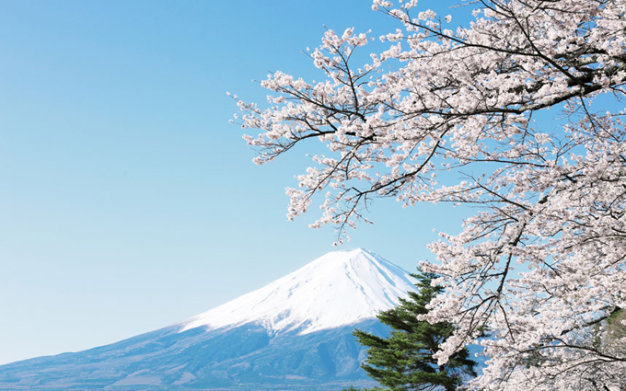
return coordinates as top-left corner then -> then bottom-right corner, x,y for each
348,272 -> 477,391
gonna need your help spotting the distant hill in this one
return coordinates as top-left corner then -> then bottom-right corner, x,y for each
0,249 -> 416,390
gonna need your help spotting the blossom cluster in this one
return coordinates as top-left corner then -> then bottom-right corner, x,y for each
236,0 -> 626,389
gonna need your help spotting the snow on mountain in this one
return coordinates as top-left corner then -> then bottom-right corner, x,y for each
0,248 -> 418,390
181,248 -> 415,334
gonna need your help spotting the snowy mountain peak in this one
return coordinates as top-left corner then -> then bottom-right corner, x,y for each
180,248 -> 415,335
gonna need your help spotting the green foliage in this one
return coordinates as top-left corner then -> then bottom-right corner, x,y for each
346,271 -> 477,391
606,309 -> 626,341
593,308 -> 625,351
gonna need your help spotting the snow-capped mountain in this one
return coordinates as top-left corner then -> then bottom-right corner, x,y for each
0,248 -> 415,390
182,248 -> 415,334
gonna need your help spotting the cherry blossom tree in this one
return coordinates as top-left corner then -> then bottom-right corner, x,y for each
235,0 -> 626,389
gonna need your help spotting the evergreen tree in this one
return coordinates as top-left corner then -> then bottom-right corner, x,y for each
348,272 -> 477,391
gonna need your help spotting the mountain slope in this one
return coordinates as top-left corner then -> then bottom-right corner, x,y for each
0,248 -> 415,390
182,248 -> 415,334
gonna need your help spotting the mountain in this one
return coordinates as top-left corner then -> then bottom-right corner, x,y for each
182,248 -> 415,335
0,248 -> 416,390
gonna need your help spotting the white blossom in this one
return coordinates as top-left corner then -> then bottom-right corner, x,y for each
235,1 -> 626,389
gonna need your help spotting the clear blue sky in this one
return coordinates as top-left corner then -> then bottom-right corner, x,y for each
0,0 -> 470,364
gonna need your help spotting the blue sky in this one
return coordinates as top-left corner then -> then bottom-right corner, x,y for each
0,0 -> 471,364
